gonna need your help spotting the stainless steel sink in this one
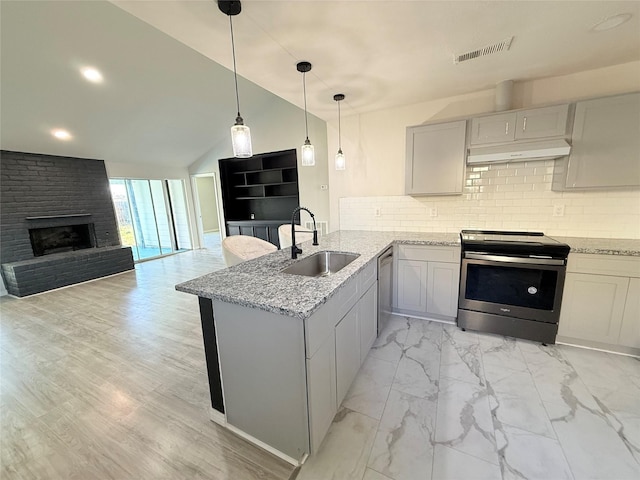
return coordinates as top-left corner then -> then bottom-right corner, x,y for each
281,251 -> 360,277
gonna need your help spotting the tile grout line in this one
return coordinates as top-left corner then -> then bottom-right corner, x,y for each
428,322 -> 448,480
517,341 -> 577,480
476,336 -> 505,480
361,315 -> 412,480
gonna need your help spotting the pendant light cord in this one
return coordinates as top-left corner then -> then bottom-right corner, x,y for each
229,15 -> 241,117
337,100 -> 342,150
303,72 -> 309,141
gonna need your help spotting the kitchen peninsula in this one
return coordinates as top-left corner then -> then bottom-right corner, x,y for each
176,230 -> 640,465
175,230 -> 459,465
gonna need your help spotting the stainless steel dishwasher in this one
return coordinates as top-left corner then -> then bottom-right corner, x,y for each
377,246 -> 393,335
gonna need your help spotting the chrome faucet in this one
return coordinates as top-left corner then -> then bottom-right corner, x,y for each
291,207 -> 319,259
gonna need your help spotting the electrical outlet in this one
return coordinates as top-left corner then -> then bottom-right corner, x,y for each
553,204 -> 565,217
320,184 -> 328,190
375,207 -> 381,217
429,207 -> 438,217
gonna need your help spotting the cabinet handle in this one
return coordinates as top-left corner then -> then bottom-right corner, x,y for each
505,122 -> 509,135
523,117 -> 527,131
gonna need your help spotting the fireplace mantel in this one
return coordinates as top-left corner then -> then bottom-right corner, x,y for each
26,214 -> 91,220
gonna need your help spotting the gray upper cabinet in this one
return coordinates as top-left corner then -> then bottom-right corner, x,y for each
515,104 -> 570,140
470,112 -> 516,144
470,104 -> 569,145
405,120 -> 466,196
563,92 -> 640,189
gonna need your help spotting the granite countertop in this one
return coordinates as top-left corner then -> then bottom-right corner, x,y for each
175,230 -> 460,320
552,236 -> 640,256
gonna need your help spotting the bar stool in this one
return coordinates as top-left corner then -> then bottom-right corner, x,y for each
221,235 -> 277,267
278,224 -> 314,250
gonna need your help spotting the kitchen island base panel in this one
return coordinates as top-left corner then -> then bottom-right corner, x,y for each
198,297 -> 225,413
225,420 -> 308,467
457,309 -> 558,344
213,300 -> 310,463
207,406 -> 307,467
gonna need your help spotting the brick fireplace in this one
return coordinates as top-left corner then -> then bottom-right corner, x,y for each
0,150 -> 134,296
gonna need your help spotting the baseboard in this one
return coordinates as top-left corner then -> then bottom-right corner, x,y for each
390,309 -> 456,325
556,336 -> 640,358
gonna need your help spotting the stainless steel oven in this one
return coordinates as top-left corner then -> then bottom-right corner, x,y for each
457,230 -> 570,344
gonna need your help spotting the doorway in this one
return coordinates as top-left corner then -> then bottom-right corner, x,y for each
191,173 -> 223,252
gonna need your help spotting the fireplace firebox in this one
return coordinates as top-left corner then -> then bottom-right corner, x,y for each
29,224 -> 97,257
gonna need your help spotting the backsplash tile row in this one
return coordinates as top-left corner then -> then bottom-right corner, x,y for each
339,160 -> 640,238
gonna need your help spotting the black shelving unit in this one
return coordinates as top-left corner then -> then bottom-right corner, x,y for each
219,149 -> 299,248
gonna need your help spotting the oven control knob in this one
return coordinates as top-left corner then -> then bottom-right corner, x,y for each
528,286 -> 538,295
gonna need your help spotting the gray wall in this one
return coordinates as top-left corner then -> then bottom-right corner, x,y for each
0,150 -> 120,265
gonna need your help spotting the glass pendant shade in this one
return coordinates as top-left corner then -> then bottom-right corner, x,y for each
221,4 -> 252,159
335,149 -> 346,170
231,117 -> 252,158
301,139 -> 315,166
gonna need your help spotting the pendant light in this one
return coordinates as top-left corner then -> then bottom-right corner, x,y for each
297,61 -> 315,167
334,93 -> 346,170
218,1 -> 252,158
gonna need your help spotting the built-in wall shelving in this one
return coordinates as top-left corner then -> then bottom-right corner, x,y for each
219,149 -> 299,248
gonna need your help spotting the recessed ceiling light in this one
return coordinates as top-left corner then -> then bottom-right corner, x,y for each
592,13 -> 632,32
81,67 -> 103,83
52,129 -> 72,140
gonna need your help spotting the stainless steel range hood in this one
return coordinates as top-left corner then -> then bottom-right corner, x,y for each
467,139 -> 571,164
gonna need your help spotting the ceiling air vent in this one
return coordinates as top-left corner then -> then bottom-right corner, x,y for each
454,36 -> 514,64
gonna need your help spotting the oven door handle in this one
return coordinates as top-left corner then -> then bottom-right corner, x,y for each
464,252 -> 565,266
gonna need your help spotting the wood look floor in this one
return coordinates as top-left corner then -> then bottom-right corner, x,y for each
0,242 -> 295,479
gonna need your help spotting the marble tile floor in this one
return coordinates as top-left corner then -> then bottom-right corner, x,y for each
296,315 -> 640,480
0,249 -> 295,480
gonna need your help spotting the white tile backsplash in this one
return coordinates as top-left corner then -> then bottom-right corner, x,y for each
339,160 -> 640,238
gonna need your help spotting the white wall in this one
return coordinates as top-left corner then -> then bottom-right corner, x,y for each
328,61 -> 640,238
189,94 -> 330,231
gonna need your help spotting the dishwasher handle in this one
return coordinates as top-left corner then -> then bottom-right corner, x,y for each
378,248 -> 393,265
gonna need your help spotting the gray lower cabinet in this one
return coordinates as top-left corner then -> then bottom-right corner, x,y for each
335,282 -> 378,406
405,120 -> 466,195
620,278 -> 640,349
306,329 -> 336,453
555,92 -> 640,189
336,305 -> 360,406
307,260 -> 377,454
359,285 -> 378,363
396,259 -> 429,315
558,273 -> 628,345
426,261 -> 460,318
557,253 -> 640,355
394,245 -> 461,321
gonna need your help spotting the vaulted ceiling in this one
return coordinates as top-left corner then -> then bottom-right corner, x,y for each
1,1 -> 639,167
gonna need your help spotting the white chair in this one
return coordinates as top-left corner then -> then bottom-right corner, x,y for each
278,224 -> 314,250
222,235 -> 277,267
